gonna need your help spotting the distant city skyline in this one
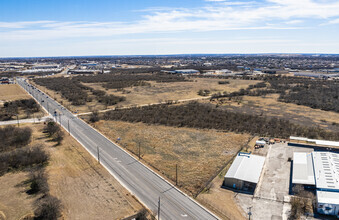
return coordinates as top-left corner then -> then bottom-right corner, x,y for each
1,0 -> 339,57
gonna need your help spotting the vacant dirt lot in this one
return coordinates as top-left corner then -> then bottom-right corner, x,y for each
210,94 -> 339,132
0,123 -> 143,220
91,120 -> 251,196
84,78 -> 261,109
0,84 -> 30,102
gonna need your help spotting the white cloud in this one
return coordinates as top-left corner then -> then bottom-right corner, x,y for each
205,0 -> 227,2
0,0 -> 338,41
328,18 -> 339,24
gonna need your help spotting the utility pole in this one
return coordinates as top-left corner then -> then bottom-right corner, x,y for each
138,142 -> 141,160
248,206 -> 252,220
97,146 -> 100,164
68,119 -> 70,135
16,115 -> 19,127
176,164 -> 178,186
47,102 -> 49,113
158,197 -> 161,220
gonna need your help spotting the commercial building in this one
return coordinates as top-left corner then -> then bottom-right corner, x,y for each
289,136 -> 339,148
292,151 -> 339,217
224,152 -> 265,192
292,152 -> 315,186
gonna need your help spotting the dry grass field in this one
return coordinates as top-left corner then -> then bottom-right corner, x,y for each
0,123 -> 143,220
0,84 -> 45,120
31,77 -> 261,114
92,120 -> 251,196
0,84 -> 30,102
0,172 -> 35,220
209,93 -> 339,132
84,78 -> 261,109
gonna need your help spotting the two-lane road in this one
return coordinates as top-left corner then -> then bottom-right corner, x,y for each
17,78 -> 219,220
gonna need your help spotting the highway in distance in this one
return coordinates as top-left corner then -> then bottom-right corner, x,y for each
17,78 -> 219,220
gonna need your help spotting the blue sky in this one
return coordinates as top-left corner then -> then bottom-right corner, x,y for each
0,0 -> 339,57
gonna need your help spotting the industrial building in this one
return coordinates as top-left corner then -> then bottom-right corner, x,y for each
224,152 -> 265,192
292,151 -> 339,218
162,69 -> 200,74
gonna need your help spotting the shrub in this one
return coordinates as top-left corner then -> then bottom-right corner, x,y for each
28,169 -> 49,195
34,195 -> 62,220
89,111 -> 100,123
44,120 -> 60,137
0,126 -> 32,152
0,145 -> 49,175
52,130 -> 64,146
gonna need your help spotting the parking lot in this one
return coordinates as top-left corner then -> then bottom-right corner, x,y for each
235,143 -> 314,220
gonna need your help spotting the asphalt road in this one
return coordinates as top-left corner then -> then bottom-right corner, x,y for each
17,78 -> 219,220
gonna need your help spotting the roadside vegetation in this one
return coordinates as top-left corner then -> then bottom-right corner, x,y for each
0,124 -> 62,219
101,102 -> 339,140
0,98 -> 40,121
43,119 -> 65,145
34,77 -> 125,106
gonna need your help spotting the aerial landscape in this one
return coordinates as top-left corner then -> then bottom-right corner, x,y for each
1,0 -> 339,220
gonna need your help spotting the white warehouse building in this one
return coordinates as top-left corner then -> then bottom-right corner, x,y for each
224,152 -> 265,192
292,151 -> 339,218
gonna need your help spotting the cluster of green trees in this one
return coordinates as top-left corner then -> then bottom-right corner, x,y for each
0,98 -> 40,121
102,102 -> 339,140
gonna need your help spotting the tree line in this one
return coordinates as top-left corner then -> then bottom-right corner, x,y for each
34,77 -> 125,106
76,73 -> 188,89
101,102 -> 339,141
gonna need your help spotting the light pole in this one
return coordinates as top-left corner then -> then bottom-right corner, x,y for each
248,206 -> 252,220
176,164 -> 178,186
68,119 -> 70,135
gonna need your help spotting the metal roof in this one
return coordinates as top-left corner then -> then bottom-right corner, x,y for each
317,190 -> 339,205
289,136 -> 339,147
225,153 -> 265,184
313,151 -> 339,191
292,152 -> 315,185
